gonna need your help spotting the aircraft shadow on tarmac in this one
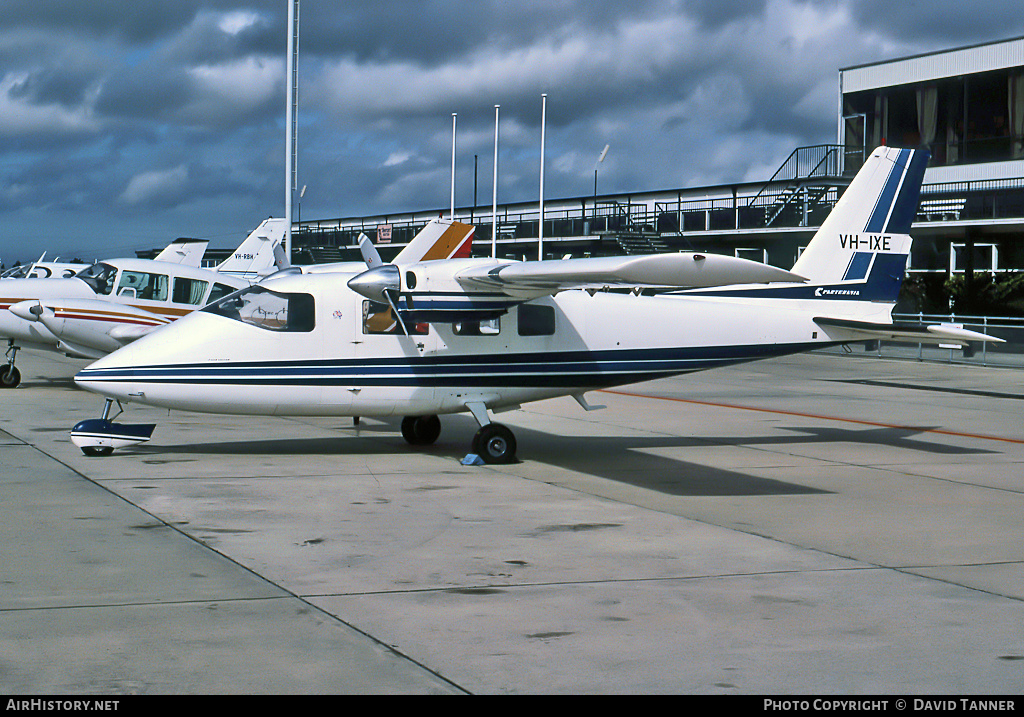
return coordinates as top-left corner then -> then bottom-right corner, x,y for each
126,414 -> 997,498
20,377 -> 78,390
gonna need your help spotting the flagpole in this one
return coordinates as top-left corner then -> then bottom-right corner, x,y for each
450,113 -> 457,220
492,105 -> 500,258
284,0 -> 296,262
538,94 -> 546,261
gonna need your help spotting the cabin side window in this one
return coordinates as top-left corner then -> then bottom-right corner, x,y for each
203,286 -> 315,332
171,277 -> 210,305
118,271 -> 168,301
207,282 -> 237,304
453,317 -> 501,336
517,304 -> 555,336
76,263 -> 118,295
362,301 -> 428,335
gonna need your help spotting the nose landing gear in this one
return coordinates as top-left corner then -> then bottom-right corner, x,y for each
1,340 -> 22,388
70,398 -> 156,456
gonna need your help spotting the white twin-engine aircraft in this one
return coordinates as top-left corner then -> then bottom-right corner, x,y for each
0,218 -> 288,387
72,147 -> 1000,461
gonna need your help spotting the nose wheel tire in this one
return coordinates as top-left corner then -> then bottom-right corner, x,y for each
472,423 -> 517,464
401,415 -> 442,445
0,365 -> 21,388
81,446 -> 114,457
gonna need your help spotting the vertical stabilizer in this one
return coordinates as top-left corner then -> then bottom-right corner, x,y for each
216,218 -> 289,279
791,147 -> 929,295
393,219 -> 474,265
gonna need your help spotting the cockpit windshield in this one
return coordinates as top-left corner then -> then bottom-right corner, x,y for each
202,285 -> 315,332
75,263 -> 118,295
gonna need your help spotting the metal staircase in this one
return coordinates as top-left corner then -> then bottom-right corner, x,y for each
747,145 -> 846,227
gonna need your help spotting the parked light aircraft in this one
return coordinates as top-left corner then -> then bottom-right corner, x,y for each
3,260 -> 84,280
0,219 -> 287,387
2,239 -> 209,280
72,147 -> 1001,461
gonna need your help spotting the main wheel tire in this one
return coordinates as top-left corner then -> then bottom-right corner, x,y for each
401,415 -> 442,445
0,365 -> 21,388
472,423 -> 517,464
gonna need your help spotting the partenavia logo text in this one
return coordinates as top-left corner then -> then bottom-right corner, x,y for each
815,287 -> 862,297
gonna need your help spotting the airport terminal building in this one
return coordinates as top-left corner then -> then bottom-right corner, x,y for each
287,37 -> 1024,313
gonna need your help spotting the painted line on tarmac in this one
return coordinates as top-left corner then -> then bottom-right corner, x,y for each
600,389 -> 1024,446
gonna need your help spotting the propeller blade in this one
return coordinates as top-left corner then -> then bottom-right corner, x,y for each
358,233 -> 384,269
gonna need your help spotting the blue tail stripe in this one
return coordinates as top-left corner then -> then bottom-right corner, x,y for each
864,148 -> 912,233
883,149 -> 930,235
864,252 -> 908,298
843,252 -> 873,281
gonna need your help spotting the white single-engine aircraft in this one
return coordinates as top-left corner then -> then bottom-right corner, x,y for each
72,147 -> 1001,462
0,218 -> 288,387
2,240 -> 210,280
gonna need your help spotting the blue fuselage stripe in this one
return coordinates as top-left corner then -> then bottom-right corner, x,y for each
76,343 -> 826,389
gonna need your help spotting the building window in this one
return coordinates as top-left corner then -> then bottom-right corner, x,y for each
844,68 -> 1024,168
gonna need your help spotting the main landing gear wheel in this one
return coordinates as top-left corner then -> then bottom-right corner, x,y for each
401,415 -> 442,446
472,423 -> 517,464
2,340 -> 21,388
0,365 -> 21,388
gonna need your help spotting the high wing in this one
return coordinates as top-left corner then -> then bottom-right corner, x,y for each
813,316 -> 1004,347
153,239 -> 209,267
347,230 -> 806,326
455,252 -> 805,299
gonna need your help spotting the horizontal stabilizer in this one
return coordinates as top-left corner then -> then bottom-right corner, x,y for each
814,316 -> 1005,345
458,252 -> 803,298
108,324 -> 159,344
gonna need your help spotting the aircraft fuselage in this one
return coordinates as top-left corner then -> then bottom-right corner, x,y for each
73,269 -> 890,418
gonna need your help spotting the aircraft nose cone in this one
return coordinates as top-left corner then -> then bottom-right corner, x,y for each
9,300 -> 49,322
347,264 -> 400,304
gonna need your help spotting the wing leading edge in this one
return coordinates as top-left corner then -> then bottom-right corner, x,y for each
456,252 -> 805,299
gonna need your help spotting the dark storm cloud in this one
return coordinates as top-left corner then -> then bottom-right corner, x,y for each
847,0 -> 1024,47
0,1 -> 200,44
3,0 -> 1024,263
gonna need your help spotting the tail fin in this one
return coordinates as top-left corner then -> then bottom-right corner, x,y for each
790,146 -> 929,301
393,219 -> 474,265
154,238 -> 209,267
215,218 -> 288,279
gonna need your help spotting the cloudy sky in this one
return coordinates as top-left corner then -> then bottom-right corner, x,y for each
2,0 -> 1024,263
